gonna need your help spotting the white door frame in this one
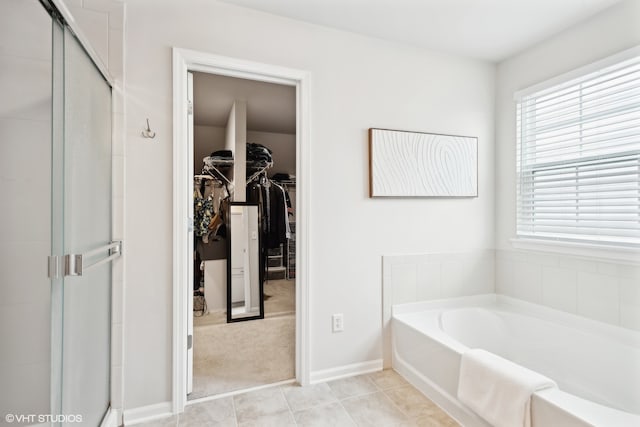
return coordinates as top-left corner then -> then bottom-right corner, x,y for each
172,47 -> 311,414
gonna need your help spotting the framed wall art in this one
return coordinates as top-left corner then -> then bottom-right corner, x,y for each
369,128 -> 478,197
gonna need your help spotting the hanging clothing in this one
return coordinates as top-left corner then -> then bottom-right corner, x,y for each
246,179 -> 289,249
193,187 -> 214,242
272,181 -> 291,239
194,250 -> 202,291
194,177 -> 229,244
266,182 -> 286,249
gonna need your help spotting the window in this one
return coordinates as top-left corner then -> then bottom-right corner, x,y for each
516,52 -> 640,249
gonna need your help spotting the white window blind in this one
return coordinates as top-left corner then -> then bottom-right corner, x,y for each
516,53 -> 640,248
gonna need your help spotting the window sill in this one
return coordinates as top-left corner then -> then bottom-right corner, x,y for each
510,238 -> 640,265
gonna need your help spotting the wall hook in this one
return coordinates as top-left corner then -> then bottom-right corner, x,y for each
142,118 -> 156,138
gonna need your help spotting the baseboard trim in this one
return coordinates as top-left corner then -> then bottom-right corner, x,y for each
122,401 -> 173,426
309,359 -> 383,384
100,406 -> 119,427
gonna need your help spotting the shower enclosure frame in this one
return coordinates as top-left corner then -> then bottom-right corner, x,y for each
43,0 -> 119,426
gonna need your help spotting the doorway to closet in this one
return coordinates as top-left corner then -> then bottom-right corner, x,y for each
187,72 -> 298,400
173,49 -> 310,412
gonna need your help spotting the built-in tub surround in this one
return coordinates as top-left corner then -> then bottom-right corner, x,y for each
382,250 -> 495,367
496,249 -> 640,331
392,294 -> 640,427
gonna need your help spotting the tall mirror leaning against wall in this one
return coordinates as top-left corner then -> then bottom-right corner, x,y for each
227,202 -> 263,321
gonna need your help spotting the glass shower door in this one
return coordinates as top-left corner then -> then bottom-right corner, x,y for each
1,1 -> 113,425
51,25 -> 113,426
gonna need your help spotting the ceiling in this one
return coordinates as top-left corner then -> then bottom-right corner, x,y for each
220,0 -> 621,62
193,1 -> 621,130
193,72 -> 296,134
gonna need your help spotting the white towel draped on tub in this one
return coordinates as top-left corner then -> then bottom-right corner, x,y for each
457,348 -> 557,427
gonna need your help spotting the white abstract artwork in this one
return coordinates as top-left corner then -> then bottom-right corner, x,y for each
369,128 -> 478,197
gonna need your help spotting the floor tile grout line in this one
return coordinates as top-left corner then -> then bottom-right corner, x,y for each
365,374 -> 383,392
331,373 -> 399,427
288,376 -> 383,426
344,389 -> 412,425
379,388 -> 414,423
230,394 -> 239,427
277,386 -> 298,425
337,398 -> 360,427
325,374 -> 380,401
381,375 -> 459,426
291,383 -> 342,414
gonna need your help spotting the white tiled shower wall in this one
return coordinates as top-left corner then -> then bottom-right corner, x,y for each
496,249 -> 640,332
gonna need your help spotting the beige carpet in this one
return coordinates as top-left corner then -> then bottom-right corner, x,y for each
190,315 -> 295,399
189,279 -> 296,400
193,279 -> 295,327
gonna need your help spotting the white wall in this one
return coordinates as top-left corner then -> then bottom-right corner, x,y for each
224,103 -> 236,154
194,125 -> 225,172
123,0 -> 495,409
0,1 -> 52,420
231,101 -> 247,202
495,0 -> 640,329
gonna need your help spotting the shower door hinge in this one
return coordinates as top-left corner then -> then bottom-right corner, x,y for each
48,255 -> 61,279
187,100 -> 193,116
187,334 -> 193,350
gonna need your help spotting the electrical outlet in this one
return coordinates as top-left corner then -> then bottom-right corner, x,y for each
332,313 -> 344,332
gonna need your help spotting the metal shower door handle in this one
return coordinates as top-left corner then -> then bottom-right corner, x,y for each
51,241 -> 123,277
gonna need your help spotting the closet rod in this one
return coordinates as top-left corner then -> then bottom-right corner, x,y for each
246,161 -> 274,184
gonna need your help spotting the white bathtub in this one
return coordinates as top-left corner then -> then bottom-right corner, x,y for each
391,294 -> 640,427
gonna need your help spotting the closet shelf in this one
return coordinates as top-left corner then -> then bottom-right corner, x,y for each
246,161 -> 274,184
202,157 -> 274,186
202,158 -> 233,186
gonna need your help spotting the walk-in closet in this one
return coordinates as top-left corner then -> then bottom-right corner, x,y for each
188,72 -> 297,399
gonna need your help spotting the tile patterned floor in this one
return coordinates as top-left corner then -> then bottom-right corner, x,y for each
134,370 -> 460,427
